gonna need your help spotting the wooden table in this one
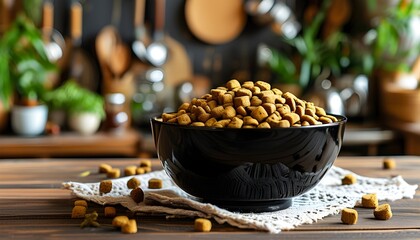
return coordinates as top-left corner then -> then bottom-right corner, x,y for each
0,128 -> 142,158
0,156 -> 419,239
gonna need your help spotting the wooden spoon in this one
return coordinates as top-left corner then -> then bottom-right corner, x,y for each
108,42 -> 131,80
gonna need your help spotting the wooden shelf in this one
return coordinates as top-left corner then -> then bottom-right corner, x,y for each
0,128 -> 142,158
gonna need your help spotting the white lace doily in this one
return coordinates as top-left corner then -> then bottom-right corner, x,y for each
63,166 -> 417,234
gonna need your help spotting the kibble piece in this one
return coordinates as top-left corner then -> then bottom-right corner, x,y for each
341,208 -> 358,225
242,81 -> 254,89
342,174 -> 357,185
71,205 -> 87,218
325,115 -> 338,122
361,193 -> 378,208
177,113 -> 192,125
148,178 -> 163,189
295,105 -> 305,117
178,102 -> 190,111
104,206 -> 117,217
236,88 -> 252,97
162,112 -> 177,122
315,106 -> 327,116
236,106 -> 247,116
107,168 -> 120,179
374,203 -> 393,220
194,218 -> 212,232
222,106 -> 236,119
122,219 -> 138,234
124,165 -> 137,176
257,122 -> 271,128
197,113 -> 211,123
99,163 -> 112,173
112,215 -> 129,227
99,180 -> 113,194
319,116 -> 333,124
250,96 -> 262,106
211,105 -> 224,119
283,113 -> 300,125
136,167 -> 145,175
262,103 -> 276,115
255,80 -> 271,91
205,118 -> 217,127
275,120 -> 291,128
139,159 -> 152,168
383,158 -> 396,170
234,96 -> 251,108
227,117 -> 243,128
301,114 -> 318,125
127,177 -> 141,189
130,187 -> 144,203
243,116 -> 259,126
220,92 -> 233,105
251,106 -> 269,123
74,200 -> 88,208
226,79 -> 241,90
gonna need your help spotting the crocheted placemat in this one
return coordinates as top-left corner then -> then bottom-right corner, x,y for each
63,166 -> 418,233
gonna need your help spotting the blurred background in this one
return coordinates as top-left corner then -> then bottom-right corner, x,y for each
0,0 -> 419,158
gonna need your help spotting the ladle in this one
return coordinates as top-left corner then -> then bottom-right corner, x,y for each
132,0 -> 149,63
146,0 -> 168,67
42,0 -> 65,62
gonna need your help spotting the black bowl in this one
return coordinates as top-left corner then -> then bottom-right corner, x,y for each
151,115 -> 346,212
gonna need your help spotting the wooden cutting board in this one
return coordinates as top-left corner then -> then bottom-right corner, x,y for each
185,0 -> 247,45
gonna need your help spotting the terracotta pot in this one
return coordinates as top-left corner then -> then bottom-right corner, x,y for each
0,100 -> 9,133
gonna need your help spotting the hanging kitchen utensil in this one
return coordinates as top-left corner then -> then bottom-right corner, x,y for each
42,0 -> 65,63
132,0 -> 150,63
245,0 -> 276,26
185,0 -> 246,45
146,0 -> 168,67
68,1 -> 98,91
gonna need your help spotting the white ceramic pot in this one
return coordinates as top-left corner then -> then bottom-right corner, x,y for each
11,104 -> 48,136
68,112 -> 101,135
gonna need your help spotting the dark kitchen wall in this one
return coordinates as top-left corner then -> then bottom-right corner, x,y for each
52,0 -> 301,87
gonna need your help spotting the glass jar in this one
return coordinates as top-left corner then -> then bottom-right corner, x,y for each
104,93 -> 128,133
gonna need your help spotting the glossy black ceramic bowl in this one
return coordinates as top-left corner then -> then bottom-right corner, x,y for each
151,115 -> 346,212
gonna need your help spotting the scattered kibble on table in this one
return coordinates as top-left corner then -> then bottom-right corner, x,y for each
374,203 -> 393,220
342,174 -> 357,185
136,167 -> 145,175
71,205 -> 87,218
99,180 -> 113,194
194,218 -> 212,232
74,200 -> 88,208
139,159 -> 152,168
130,187 -> 144,203
99,163 -> 112,173
122,219 -> 138,234
341,208 -> 358,225
148,178 -> 163,189
112,216 -> 129,228
104,206 -> 117,217
383,158 -> 396,170
127,177 -> 141,189
361,193 -> 378,208
107,168 -> 121,179
124,165 -> 137,176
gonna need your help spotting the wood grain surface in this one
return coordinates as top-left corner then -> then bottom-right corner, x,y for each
0,156 -> 419,239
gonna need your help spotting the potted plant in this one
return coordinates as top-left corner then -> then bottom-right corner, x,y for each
267,0 -> 349,96
363,0 -> 420,121
44,80 -> 105,135
0,14 -> 57,136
